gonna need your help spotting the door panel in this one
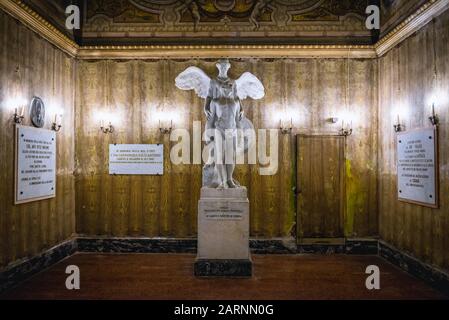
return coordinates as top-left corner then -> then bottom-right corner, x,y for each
297,135 -> 345,240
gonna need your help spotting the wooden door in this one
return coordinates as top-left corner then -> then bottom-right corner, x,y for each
296,135 -> 345,241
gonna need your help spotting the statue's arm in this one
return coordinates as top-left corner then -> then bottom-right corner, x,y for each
204,97 -> 213,120
204,97 -> 215,144
238,99 -> 244,121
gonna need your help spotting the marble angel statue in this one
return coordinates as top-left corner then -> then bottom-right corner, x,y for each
175,59 -> 265,189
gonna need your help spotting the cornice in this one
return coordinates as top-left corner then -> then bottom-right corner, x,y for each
375,0 -> 449,57
0,0 -> 78,57
77,45 -> 376,60
0,0 -> 448,60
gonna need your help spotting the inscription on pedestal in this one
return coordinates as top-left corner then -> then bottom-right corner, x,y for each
204,204 -> 243,220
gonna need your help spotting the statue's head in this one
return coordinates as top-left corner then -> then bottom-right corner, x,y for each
216,59 -> 231,77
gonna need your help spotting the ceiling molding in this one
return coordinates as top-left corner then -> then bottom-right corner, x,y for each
0,0 -> 448,59
375,0 -> 449,56
0,0 -> 78,57
77,45 -> 377,60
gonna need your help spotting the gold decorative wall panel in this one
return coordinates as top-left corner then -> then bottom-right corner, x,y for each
76,58 -> 378,239
0,11 -> 76,268
379,9 -> 449,272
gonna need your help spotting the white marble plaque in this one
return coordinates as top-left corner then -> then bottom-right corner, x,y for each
15,125 -> 56,204
109,144 -> 163,175
397,128 -> 438,207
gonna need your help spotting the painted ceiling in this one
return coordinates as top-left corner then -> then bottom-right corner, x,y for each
82,0 -> 374,45
20,0 -> 429,45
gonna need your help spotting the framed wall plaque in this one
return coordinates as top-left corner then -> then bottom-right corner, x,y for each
15,125 -> 56,204
397,127 -> 439,208
109,144 -> 164,175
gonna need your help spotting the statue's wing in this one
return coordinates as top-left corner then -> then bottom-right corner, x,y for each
235,72 -> 265,100
175,66 -> 211,99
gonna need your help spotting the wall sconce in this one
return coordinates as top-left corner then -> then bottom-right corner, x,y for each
14,107 -> 25,124
96,109 -> 120,134
279,118 -> 293,134
100,120 -> 114,134
429,103 -> 439,126
159,119 -> 173,134
51,114 -> 63,132
52,122 -> 62,132
338,120 -> 353,137
328,117 -> 339,124
48,100 -> 64,132
393,114 -> 405,133
8,97 -> 27,124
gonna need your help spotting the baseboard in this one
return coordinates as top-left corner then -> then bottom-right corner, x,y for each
76,237 -> 299,254
77,237 -> 197,254
250,239 -> 298,254
75,237 -> 378,255
0,238 -> 77,293
345,239 -> 379,255
379,241 -> 449,296
295,238 -> 379,255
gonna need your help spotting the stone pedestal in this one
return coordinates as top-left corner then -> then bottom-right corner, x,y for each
194,187 -> 252,277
